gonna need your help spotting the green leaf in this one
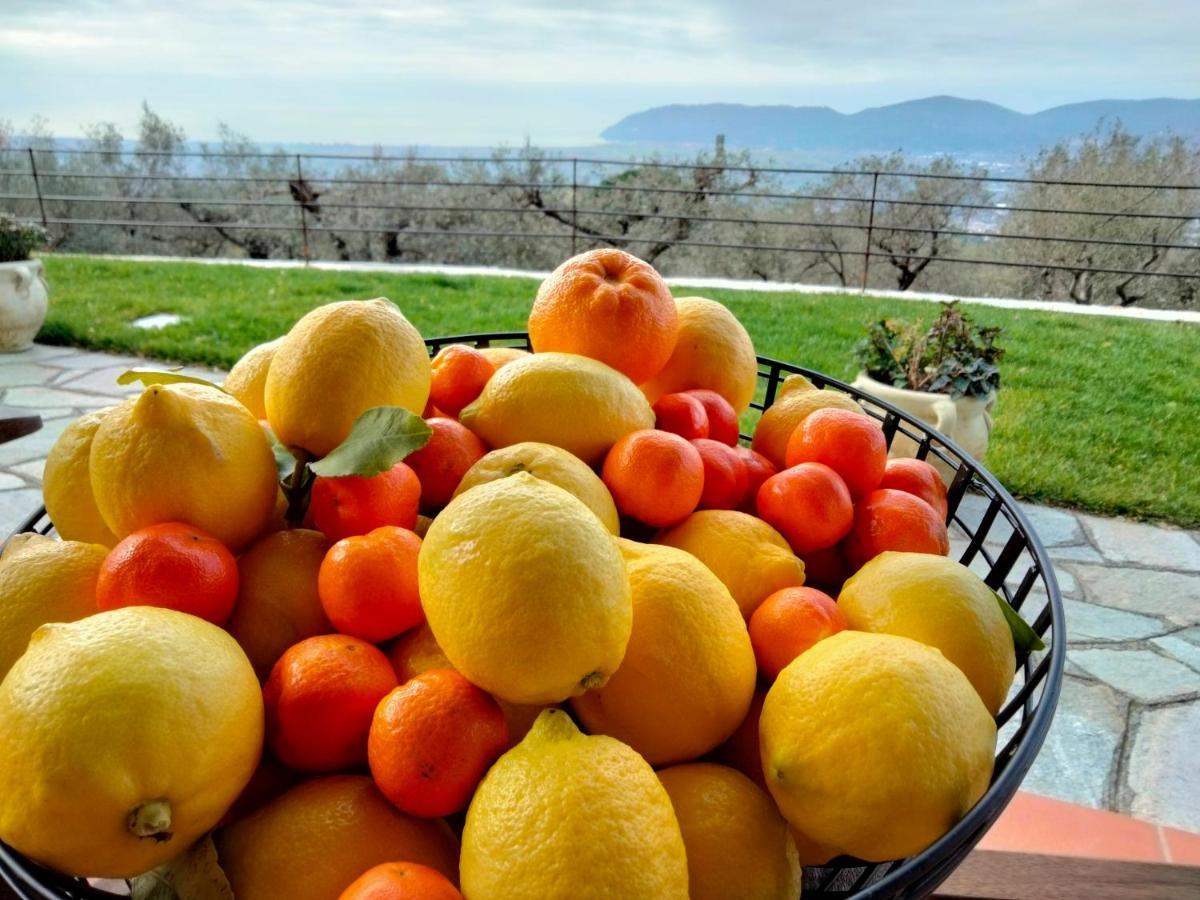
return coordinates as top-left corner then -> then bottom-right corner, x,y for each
995,591 -> 1046,654
308,406 -> 432,478
129,835 -> 233,900
117,367 -> 225,391
263,423 -> 297,482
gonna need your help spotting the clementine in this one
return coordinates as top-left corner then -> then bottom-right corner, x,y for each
685,389 -> 740,446
692,438 -> 749,510
339,862 -> 464,900
310,461 -> 421,541
756,463 -> 853,555
749,586 -> 847,679
319,526 -> 424,643
653,393 -> 709,441
404,418 -> 487,513
843,488 -> 950,571
429,345 -> 495,418
785,407 -> 887,499
879,457 -> 949,521
602,429 -> 704,527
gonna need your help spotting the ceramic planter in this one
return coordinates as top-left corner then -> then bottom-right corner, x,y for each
851,372 -> 997,485
0,259 -> 49,352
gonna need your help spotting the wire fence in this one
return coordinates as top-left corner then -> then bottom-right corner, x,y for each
1,147 -> 1198,305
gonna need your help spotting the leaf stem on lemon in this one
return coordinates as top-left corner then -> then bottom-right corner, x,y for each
127,799 -> 173,842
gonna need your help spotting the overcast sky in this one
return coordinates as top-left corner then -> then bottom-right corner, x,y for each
3,0 -> 1197,146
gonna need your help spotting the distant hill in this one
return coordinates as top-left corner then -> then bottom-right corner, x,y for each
600,96 -> 1200,153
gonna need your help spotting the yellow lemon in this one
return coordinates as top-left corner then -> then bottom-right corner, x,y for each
462,709 -> 688,900
265,298 -> 430,458
419,472 -> 631,704
658,763 -> 801,900
42,408 -> 117,546
89,384 -> 278,550
216,775 -> 459,900
459,352 -> 653,465
657,510 -> 806,618
751,374 -> 864,468
0,534 -> 108,680
640,296 -> 758,413
0,607 -> 263,878
572,540 -> 756,765
838,551 -> 1016,715
223,337 -> 282,419
454,441 -> 620,534
225,528 -> 333,681
760,631 -> 996,862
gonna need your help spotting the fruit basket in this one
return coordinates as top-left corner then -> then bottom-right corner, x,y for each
0,331 -> 1065,900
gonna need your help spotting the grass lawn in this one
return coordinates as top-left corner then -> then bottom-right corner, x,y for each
37,255 -> 1200,528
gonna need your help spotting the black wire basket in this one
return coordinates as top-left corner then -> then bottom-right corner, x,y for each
0,332 -> 1065,900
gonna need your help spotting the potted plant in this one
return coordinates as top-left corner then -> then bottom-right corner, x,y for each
851,302 -> 1004,482
0,215 -> 50,352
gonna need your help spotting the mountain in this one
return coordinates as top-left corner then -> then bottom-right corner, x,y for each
600,96 -> 1200,153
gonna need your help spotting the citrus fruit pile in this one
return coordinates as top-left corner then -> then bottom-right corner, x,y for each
0,248 -> 1025,900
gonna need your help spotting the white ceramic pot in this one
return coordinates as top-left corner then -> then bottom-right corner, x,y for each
850,372 -> 997,485
0,259 -> 49,352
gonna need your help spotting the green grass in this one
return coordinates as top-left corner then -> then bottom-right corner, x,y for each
37,255 -> 1200,528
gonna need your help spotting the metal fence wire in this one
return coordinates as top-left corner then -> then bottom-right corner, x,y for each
0,147 -> 1197,298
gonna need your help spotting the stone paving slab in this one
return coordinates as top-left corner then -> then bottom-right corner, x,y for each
0,342 -> 1196,835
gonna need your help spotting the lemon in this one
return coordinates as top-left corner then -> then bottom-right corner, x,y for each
419,473 -> 631,704
0,607 -> 263,878
89,384 -> 278,550
657,510 -> 807,618
42,408 -> 117,546
760,631 -> 995,862
751,374 -> 864,468
459,352 -> 654,465
658,763 -> 801,900
462,709 -> 688,900
265,298 -> 430,458
640,296 -> 758,413
572,540 -> 756,765
223,338 -> 281,419
838,551 -> 1016,715
217,775 -> 459,900
0,534 -> 108,680
225,528 -> 333,681
454,441 -> 620,534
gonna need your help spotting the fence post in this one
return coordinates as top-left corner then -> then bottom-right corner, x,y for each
570,158 -> 578,256
27,149 -> 48,229
860,171 -> 879,291
295,154 -> 311,265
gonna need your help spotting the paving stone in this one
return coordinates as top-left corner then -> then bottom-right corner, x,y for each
0,473 -> 26,490
0,364 -> 61,388
1018,503 -> 1084,547
0,416 -> 73,467
1063,599 -> 1169,643
0,488 -> 45,537
0,345 -> 78,364
1022,676 -> 1127,810
1127,701 -> 1200,832
1150,631 -> 1200,674
46,350 -> 145,370
1072,564 -> 1200,627
3,386 -> 115,410
53,366 -> 142,398
6,460 -> 44,482
1080,513 -> 1200,572
1070,648 -> 1199,703
1048,543 -> 1104,564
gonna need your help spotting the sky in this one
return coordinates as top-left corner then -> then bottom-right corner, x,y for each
2,0 -> 1198,146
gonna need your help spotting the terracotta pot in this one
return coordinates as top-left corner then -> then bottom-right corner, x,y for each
850,372 -> 997,485
0,259 -> 49,352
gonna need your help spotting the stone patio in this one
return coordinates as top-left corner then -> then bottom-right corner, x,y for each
0,343 -> 1197,835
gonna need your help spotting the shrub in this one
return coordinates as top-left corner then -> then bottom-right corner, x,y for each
0,215 -> 47,264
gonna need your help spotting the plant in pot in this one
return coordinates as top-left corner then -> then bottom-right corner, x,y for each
0,215 -> 50,352
851,302 -> 1004,483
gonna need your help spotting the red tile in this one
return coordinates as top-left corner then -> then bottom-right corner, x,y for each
1161,826 -> 1200,866
978,791 -> 1166,862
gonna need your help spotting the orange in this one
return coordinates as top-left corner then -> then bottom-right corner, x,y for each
405,418 -> 488,513
429,345 -> 495,418
692,438 -> 749,510
319,526 -> 424,643
263,635 -> 398,772
95,522 -> 238,626
843,488 -> 950,571
653,392 -> 709,440
227,528 -> 333,682
388,624 -> 454,683
216,775 -> 459,900
219,756 -> 302,828
310,461 -> 421,542
736,448 -> 777,514
340,862 -> 464,900
880,458 -> 949,521
750,374 -> 864,468
602,430 -> 704,527
785,407 -> 887,499
368,669 -> 509,818
528,248 -> 678,385
756,463 -> 853,555
477,346 -> 529,369
749,586 -> 847,679
686,389 -> 739,446
714,687 -> 767,791
799,544 -> 851,594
